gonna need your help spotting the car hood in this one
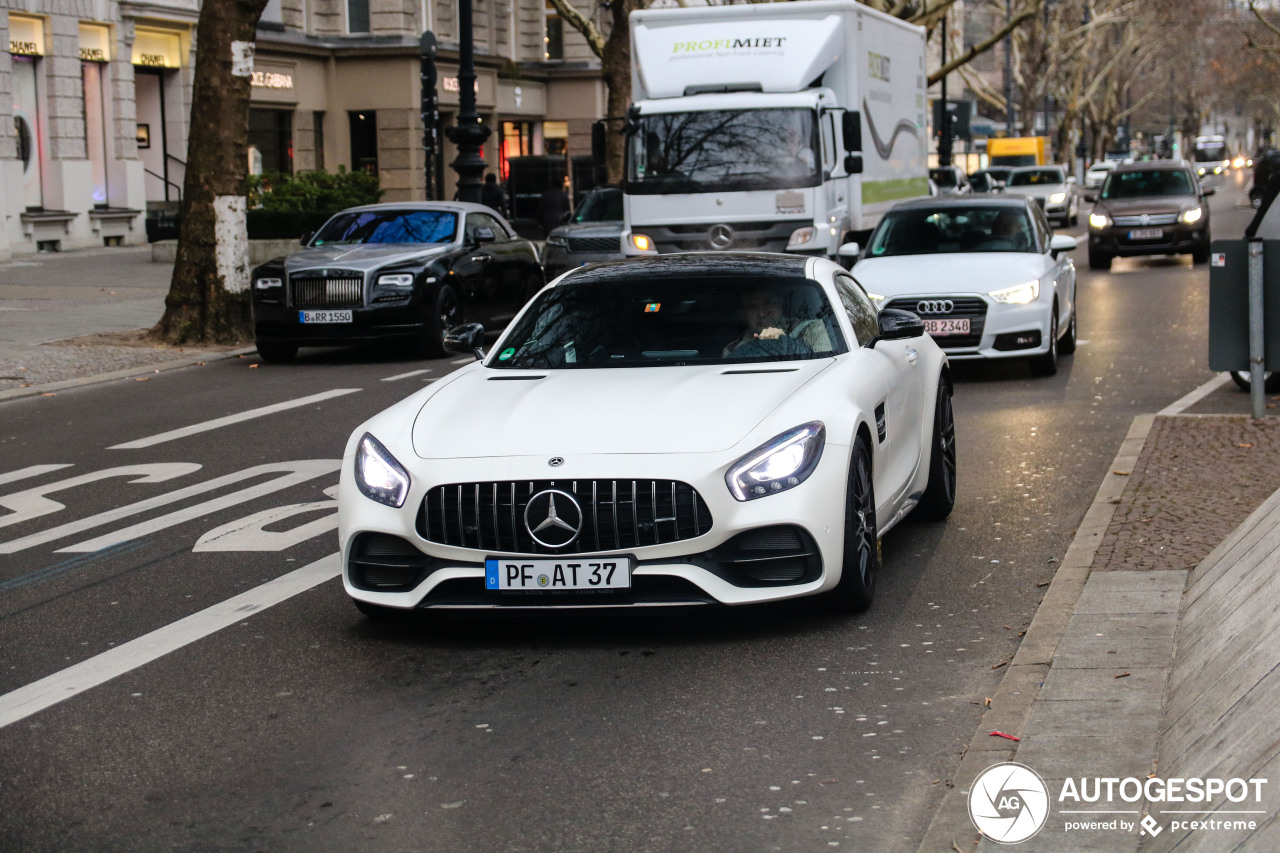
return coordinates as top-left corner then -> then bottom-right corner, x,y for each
1094,197 -> 1198,216
853,253 -> 1046,297
1004,183 -> 1068,197
549,221 -> 625,239
410,361 -> 832,458
285,243 -> 453,274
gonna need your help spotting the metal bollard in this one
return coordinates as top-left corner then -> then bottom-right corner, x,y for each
1248,238 -> 1265,419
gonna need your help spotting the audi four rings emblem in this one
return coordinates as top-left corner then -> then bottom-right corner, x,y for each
916,299 -> 955,314
708,224 -> 734,250
524,489 -> 584,548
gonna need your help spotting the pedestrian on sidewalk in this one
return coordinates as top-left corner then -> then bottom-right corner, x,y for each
481,172 -> 508,218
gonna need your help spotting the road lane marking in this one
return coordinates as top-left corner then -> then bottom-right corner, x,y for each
0,553 -> 341,730
1159,373 -> 1233,416
108,389 -> 361,449
449,357 -> 471,364
193,500 -> 338,551
381,369 -> 431,382
0,465 -> 73,488
0,460 -> 337,555
0,464 -> 202,531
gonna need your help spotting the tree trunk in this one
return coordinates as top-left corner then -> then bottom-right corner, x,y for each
602,0 -> 644,185
151,0 -> 269,345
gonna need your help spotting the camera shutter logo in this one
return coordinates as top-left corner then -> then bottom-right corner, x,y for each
968,762 -> 1050,844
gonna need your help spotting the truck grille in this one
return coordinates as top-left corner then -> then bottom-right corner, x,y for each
567,235 -> 622,253
289,271 -> 365,308
417,479 -> 714,554
646,221 -> 798,254
884,296 -> 988,350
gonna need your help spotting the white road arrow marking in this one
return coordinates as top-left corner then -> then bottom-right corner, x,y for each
192,500 -> 338,552
0,464 -> 202,531
0,464 -> 73,488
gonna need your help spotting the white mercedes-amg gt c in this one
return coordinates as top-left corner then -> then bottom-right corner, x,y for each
338,253 -> 955,617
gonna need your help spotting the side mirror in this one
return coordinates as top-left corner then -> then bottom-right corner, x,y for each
1049,234 -> 1078,257
870,308 -> 924,346
444,322 -> 487,360
1203,186 -> 1217,197
473,227 -> 496,244
1066,176 -> 1077,185
1082,189 -> 1099,203
992,179 -> 1006,191
837,241 -> 861,258
300,231 -> 314,246
843,154 -> 863,175
841,111 -> 862,153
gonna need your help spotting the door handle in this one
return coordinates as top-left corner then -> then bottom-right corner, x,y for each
906,347 -> 919,365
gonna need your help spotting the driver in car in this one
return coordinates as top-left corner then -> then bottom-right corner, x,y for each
724,289 -> 814,357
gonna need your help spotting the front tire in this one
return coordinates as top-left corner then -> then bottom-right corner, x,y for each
256,340 -> 297,363
419,284 -> 462,359
917,380 -> 957,520
1059,304 -> 1078,355
1192,242 -> 1211,265
1088,248 -> 1112,271
1231,370 -> 1280,393
1030,306 -> 1059,376
824,437 -> 879,613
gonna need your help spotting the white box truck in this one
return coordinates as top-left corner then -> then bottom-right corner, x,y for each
619,0 -> 928,259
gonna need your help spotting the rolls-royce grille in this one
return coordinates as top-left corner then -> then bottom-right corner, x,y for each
567,235 -> 622,253
290,274 -> 365,308
1112,214 -> 1179,227
885,296 -> 988,350
417,479 -> 714,554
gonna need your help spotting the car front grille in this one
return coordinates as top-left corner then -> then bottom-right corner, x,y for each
885,296 -> 988,349
566,235 -> 622,253
290,271 -> 366,308
417,479 -> 714,554
645,221 -> 797,253
1112,214 -> 1179,226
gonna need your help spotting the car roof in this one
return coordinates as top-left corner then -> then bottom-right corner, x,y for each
1007,164 -> 1065,172
884,194 -> 1034,212
555,253 -> 810,286
1113,160 -> 1191,174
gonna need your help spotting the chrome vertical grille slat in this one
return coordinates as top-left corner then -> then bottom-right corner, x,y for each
289,271 -> 365,308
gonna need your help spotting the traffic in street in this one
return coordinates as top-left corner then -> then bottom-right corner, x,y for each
0,169 -> 1253,852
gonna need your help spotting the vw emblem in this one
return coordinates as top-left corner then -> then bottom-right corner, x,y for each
548,457 -> 565,467
524,489 -> 583,549
708,223 -> 735,250
916,299 -> 955,314
1139,214 -> 1150,226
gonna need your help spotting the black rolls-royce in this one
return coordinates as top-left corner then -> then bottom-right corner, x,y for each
250,202 -> 544,362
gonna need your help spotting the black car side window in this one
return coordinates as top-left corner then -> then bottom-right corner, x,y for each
834,275 -> 879,346
466,213 -> 506,243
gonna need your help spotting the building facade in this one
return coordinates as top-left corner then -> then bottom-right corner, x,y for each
1,0 -> 607,259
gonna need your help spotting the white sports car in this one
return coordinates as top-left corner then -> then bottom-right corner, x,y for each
848,196 -> 1078,376
338,254 -> 955,617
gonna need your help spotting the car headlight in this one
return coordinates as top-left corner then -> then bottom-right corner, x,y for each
1089,212 -> 1110,230
254,277 -> 282,290
376,273 -> 415,288
1048,192 -> 1066,204
1180,206 -> 1203,224
629,233 -> 656,253
1197,166 -> 1207,176
546,233 -> 569,248
355,433 -> 410,508
865,292 -> 885,303
988,280 -> 1040,304
726,422 -> 825,501
787,226 -> 817,249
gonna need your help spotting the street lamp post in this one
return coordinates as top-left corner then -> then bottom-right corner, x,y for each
939,14 -> 952,166
420,31 -> 439,201
445,0 -> 491,203
1004,0 -> 1015,135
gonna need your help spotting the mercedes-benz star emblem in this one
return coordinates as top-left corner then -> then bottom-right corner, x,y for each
548,457 -> 564,467
916,299 -> 955,314
524,489 -> 583,548
708,223 -> 735,250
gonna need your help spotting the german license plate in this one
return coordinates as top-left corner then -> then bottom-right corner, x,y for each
299,310 -> 352,323
1128,228 -> 1163,240
923,318 -> 970,337
485,557 -> 632,591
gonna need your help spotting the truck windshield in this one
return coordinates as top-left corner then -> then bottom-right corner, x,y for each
626,109 -> 820,195
1194,138 -> 1229,162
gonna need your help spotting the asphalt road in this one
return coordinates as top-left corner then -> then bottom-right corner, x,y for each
0,171 -> 1253,853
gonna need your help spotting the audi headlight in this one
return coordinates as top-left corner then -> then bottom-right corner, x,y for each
546,233 -> 569,248
989,280 -> 1040,304
786,226 -> 817,250
1180,206 -> 1203,224
1089,212 -> 1110,230
1048,192 -> 1066,204
726,422 -> 825,501
355,433 -> 410,508
254,277 -> 282,290
376,273 -> 415,288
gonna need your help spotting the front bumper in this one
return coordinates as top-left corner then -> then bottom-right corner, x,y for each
338,449 -> 852,610
252,296 -> 426,346
1089,222 -> 1206,258
881,293 -> 1054,361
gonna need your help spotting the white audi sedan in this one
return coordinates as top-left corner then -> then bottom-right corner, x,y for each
847,196 -> 1078,376
338,254 -> 955,618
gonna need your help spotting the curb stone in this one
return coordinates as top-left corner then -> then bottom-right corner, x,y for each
0,346 -> 258,403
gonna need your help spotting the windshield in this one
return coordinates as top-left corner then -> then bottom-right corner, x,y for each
1193,139 -> 1229,162
626,109 -> 820,195
868,206 -> 1037,256
1101,170 -> 1194,199
572,189 -> 623,223
491,277 -> 846,369
1009,169 -> 1065,187
312,210 -> 457,245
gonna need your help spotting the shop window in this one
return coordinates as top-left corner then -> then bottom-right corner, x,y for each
249,108 -> 294,174
349,111 -> 378,175
82,61 -> 110,205
500,120 -> 534,180
544,120 -> 568,156
12,55 -> 43,210
544,1 -> 563,60
349,0 -> 371,33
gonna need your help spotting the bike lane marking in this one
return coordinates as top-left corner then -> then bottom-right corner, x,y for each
0,553 -> 341,730
107,389 -> 361,450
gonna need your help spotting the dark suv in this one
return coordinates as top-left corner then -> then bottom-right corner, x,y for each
1085,161 -> 1213,271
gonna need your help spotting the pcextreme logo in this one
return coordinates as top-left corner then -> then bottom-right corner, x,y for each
969,762 -> 1051,844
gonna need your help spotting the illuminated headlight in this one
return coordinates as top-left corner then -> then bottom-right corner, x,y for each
1180,207 -> 1203,224
628,233 -> 656,253
545,233 -> 569,248
726,422 -> 825,501
1197,166 -> 1207,176
1089,212 -> 1110,230
786,226 -> 817,250
254,277 -> 282,290
989,280 -> 1040,304
376,273 -> 415,288
355,433 -> 410,508
1048,192 -> 1067,204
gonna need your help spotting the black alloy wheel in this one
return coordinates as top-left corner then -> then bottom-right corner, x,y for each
918,380 -> 957,520
421,284 -> 462,359
1231,371 -> 1280,393
1031,305 -> 1059,376
824,437 -> 879,613
256,340 -> 298,363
